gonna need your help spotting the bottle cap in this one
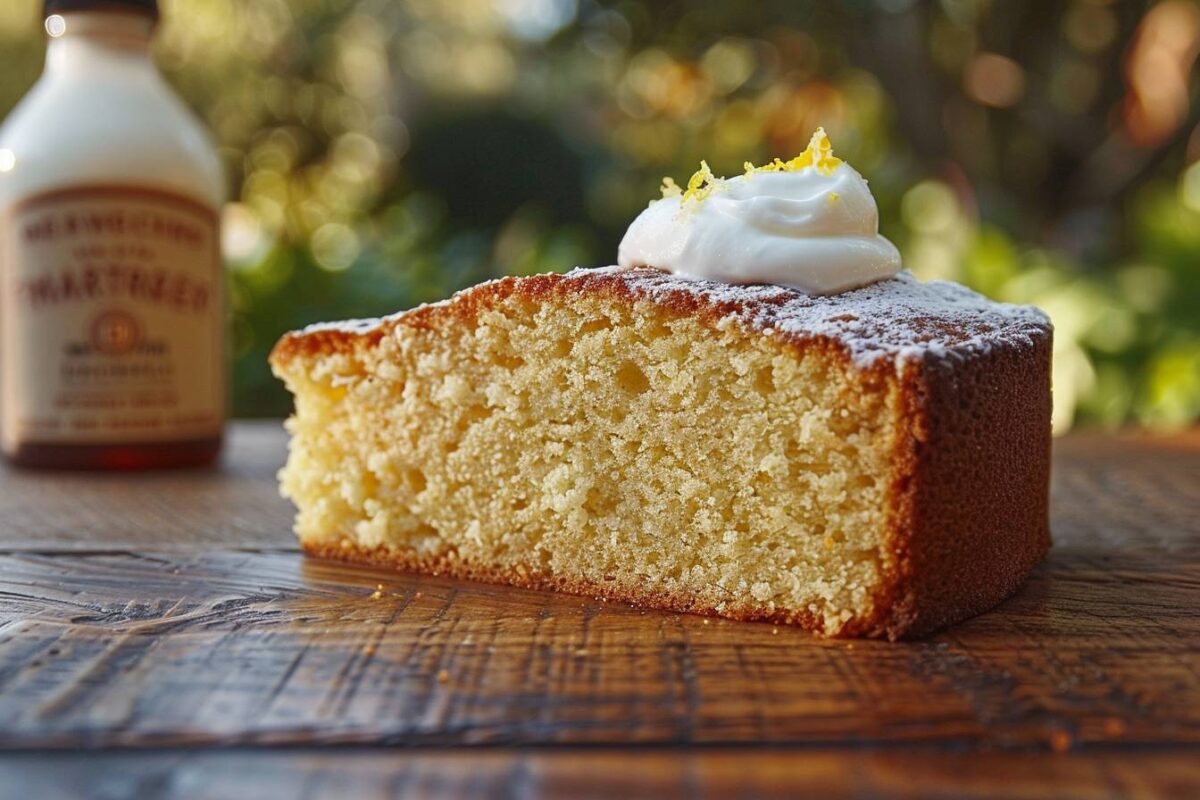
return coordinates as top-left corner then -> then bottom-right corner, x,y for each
43,0 -> 158,20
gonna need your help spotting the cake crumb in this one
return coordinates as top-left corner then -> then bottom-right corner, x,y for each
370,584 -> 384,600
275,265 -> 1051,641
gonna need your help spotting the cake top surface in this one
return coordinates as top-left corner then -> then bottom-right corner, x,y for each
283,267 -> 1051,371
574,267 -> 1050,367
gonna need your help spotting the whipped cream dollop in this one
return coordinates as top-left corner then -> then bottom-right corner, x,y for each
617,129 -> 901,295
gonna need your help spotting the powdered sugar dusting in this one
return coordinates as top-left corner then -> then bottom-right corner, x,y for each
298,316 -> 384,335
290,277 -> 512,337
290,267 -> 1050,371
568,266 -> 1051,369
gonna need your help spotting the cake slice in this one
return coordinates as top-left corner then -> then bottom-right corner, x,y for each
271,267 -> 1051,639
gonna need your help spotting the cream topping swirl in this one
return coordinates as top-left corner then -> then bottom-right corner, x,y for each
617,129 -> 901,295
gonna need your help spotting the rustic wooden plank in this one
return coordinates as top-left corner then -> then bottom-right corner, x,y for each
0,543 -> 1194,749
0,422 -> 293,550
1,749 -> 1196,800
1049,431 -> 1200,556
0,425 -> 1196,769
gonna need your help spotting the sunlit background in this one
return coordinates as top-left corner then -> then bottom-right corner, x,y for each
2,0 -> 1198,432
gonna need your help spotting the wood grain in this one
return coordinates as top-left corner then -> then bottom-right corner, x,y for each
0,545 -> 1196,750
2,750 -> 1197,800
0,421 -> 293,550
0,424 -> 1197,798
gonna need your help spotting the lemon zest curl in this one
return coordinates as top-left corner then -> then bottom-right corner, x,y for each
746,127 -> 843,177
682,160 -> 718,204
663,127 -> 844,210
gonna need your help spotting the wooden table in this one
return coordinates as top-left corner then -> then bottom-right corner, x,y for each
0,423 -> 1196,799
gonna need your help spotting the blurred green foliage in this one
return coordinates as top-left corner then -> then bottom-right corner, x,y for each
2,0 -> 1198,431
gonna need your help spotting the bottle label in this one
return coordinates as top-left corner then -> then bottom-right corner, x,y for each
1,186 -> 224,450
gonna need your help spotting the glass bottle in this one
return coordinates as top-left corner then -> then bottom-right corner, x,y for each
0,0 -> 225,469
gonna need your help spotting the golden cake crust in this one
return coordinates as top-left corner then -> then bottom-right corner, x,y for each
272,268 -> 1052,639
303,538 -> 828,634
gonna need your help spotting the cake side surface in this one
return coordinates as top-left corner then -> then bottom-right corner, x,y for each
271,267 -> 1052,639
880,330 -> 1053,637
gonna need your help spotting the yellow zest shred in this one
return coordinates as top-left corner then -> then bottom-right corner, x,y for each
664,127 -> 843,209
682,160 -> 718,205
747,127 -> 843,177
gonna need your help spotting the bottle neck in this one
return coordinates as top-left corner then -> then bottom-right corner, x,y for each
44,11 -> 156,76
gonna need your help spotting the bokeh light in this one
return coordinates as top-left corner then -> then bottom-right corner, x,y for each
0,0 -> 1196,431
